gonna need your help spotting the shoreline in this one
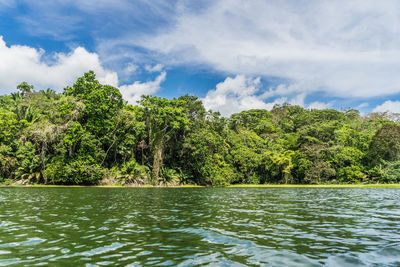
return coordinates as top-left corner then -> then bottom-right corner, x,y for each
1,183 -> 400,188
228,184 -> 400,188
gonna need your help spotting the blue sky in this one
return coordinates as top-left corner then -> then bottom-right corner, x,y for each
1,0 -> 400,116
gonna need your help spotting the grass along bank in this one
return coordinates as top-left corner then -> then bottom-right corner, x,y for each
0,182 -> 203,188
228,184 -> 400,188
1,181 -> 400,188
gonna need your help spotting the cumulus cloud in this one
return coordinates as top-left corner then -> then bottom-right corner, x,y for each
202,75 -> 331,116
123,0 -> 400,99
119,71 -> 166,104
0,36 -> 167,102
373,100 -> 400,113
0,36 -> 118,92
5,1 -> 400,113
308,101 -> 332,110
202,75 -> 268,116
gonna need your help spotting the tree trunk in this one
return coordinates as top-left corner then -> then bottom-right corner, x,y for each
41,141 -> 47,184
152,141 -> 163,185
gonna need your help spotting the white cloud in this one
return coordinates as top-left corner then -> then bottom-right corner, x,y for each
121,0 -> 400,99
202,75 -> 267,116
201,75 -> 330,116
356,102 -> 369,109
124,63 -> 138,74
145,64 -> 164,72
0,36 -> 167,102
119,71 -> 166,104
0,36 -> 118,92
6,1 -> 400,112
308,101 -> 332,110
288,93 -> 306,107
373,100 -> 400,113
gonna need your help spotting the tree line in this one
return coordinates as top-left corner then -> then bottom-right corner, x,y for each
1,71 -> 400,186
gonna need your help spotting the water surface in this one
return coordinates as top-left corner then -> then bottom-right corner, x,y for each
0,188 -> 399,266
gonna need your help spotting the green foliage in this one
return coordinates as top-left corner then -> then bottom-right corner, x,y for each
63,70 -> 123,136
263,150 -> 295,184
369,124 -> 400,162
0,111 -> 28,143
228,128 -> 265,183
161,167 -> 180,185
1,71 -> 398,186
118,159 -> 150,185
0,145 -> 16,179
17,82 -> 34,95
201,154 -> 237,186
329,146 -> 364,168
367,161 -> 400,183
14,141 -> 42,182
304,161 -> 336,184
337,165 -> 366,183
180,121 -> 232,185
292,151 -> 312,183
139,95 -> 189,184
46,159 -> 103,185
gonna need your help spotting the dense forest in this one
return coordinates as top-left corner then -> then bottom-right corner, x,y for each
1,71 -> 400,186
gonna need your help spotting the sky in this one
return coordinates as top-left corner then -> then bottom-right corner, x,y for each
1,0 -> 400,116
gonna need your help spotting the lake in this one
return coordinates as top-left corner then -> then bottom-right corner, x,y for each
0,187 -> 399,266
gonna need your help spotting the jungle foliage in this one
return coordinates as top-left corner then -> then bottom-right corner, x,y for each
1,71 -> 400,185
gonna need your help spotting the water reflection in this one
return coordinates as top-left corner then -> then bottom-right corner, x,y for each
0,188 -> 399,266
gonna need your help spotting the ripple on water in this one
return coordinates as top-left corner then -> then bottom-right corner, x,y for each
327,246 -> 400,266
0,187 -> 399,266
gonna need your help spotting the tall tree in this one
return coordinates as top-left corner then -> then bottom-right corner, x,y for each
370,124 -> 400,162
139,96 -> 189,184
63,70 -> 124,137
17,82 -> 34,95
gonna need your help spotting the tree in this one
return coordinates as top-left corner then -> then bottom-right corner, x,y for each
369,124 -> 400,162
17,82 -> 34,95
63,70 -> 124,137
139,96 -> 189,184
227,128 -> 265,183
14,141 -> 42,182
0,111 -> 27,143
263,150 -> 295,184
2,70 -> 400,186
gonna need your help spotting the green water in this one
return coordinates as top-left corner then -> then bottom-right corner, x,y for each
0,188 -> 399,266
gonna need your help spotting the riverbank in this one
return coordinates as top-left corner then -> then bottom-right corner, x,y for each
0,182 -> 203,188
229,184 -> 400,188
1,183 -> 400,188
